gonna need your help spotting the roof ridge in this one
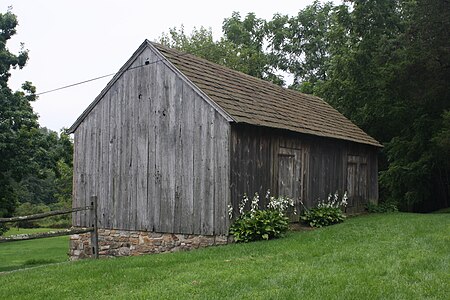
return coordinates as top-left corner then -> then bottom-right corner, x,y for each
150,42 -> 299,94
151,41 -> 381,147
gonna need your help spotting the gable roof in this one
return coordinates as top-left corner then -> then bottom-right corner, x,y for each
69,40 -> 381,147
151,42 -> 381,147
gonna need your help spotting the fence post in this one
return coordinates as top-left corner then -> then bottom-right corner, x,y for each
90,195 -> 99,259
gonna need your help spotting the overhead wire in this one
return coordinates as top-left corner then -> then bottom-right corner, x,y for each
35,44 -> 200,96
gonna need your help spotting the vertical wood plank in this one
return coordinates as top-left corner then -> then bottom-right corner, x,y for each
136,57 -> 150,230
202,105 -> 215,235
119,71 -> 127,229
96,99 -> 105,228
83,117 -> 92,226
129,62 -> 139,230
192,94 -> 203,234
109,87 -> 118,229
173,80 -> 184,233
153,61 -> 164,232
214,112 -> 228,234
73,128 -> 81,226
165,69 -> 177,233
146,51 -> 157,232
103,91 -> 111,228
114,81 -> 123,229
180,84 -> 195,234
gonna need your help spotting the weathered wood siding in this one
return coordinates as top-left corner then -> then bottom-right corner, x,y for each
230,124 -> 378,215
73,46 -> 230,235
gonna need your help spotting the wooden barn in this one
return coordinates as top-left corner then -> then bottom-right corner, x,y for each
68,40 -> 381,258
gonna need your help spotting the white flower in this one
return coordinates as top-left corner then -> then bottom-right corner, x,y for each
227,205 -> 233,219
239,193 -> 248,215
250,192 -> 259,217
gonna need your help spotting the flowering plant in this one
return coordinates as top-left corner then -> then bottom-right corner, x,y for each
228,190 -> 295,243
300,191 -> 348,228
317,191 -> 348,209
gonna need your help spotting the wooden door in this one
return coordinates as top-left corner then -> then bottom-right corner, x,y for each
278,147 -> 302,218
346,155 -> 368,212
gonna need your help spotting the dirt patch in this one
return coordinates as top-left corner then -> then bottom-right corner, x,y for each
289,223 -> 315,231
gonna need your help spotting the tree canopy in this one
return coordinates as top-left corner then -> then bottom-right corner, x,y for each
160,0 -> 450,211
0,9 -> 73,234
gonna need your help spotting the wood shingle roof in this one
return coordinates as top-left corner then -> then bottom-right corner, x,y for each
152,42 -> 382,147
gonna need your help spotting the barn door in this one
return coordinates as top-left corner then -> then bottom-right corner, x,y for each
346,155 -> 368,212
278,147 -> 302,219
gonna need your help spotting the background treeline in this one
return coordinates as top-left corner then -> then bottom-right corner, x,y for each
0,0 -> 449,235
0,10 -> 73,234
160,0 -> 450,212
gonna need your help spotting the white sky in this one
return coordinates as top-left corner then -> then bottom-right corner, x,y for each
2,0 -> 327,132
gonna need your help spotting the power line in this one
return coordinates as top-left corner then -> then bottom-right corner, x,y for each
35,46 -> 193,96
36,72 -> 116,96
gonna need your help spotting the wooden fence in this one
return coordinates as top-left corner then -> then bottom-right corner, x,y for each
0,196 -> 99,259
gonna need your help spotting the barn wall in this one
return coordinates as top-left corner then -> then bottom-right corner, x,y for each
72,46 -> 230,235
230,124 -> 379,215
308,137 -> 379,213
229,125 -> 275,209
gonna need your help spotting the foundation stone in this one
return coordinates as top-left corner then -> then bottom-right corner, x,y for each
69,229 -> 231,260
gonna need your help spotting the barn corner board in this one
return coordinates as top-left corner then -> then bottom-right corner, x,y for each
69,40 -> 381,257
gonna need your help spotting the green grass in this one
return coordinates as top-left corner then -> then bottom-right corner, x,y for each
0,228 -> 69,272
0,213 -> 449,299
432,207 -> 450,214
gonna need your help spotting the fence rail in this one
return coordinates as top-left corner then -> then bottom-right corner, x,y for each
0,196 -> 99,258
0,227 -> 93,243
0,206 -> 91,223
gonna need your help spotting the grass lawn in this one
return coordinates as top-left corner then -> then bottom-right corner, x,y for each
0,228 -> 69,272
0,213 -> 449,299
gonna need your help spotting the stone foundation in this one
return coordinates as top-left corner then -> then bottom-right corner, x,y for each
69,229 -> 231,260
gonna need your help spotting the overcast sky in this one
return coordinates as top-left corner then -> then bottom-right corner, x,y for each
2,0 -> 328,132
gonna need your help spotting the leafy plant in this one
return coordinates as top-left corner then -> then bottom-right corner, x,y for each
0,224 -> 8,236
301,192 -> 347,228
366,201 -> 398,213
229,191 -> 294,243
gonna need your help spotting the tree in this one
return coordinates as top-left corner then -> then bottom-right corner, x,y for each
285,0 -> 449,210
0,9 -> 38,233
159,13 -> 284,85
378,0 -> 450,210
222,12 -> 283,85
0,9 -> 76,234
159,0 -> 449,211
268,1 -> 335,92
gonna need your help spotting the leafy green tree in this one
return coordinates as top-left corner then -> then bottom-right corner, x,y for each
160,0 -> 449,211
0,9 -> 75,234
222,12 -> 283,85
0,9 -> 38,232
289,0 -> 449,210
159,13 -> 284,85
13,128 -> 73,206
378,0 -> 450,210
268,1 -> 335,92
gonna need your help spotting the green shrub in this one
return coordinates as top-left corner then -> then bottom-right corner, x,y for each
229,191 -> 294,243
14,203 -> 50,228
366,201 -> 398,213
301,206 -> 346,227
0,224 -> 8,236
13,201 -> 71,229
230,209 -> 289,243
300,192 -> 347,228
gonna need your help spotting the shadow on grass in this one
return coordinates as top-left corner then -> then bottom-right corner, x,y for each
0,259 -> 59,273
